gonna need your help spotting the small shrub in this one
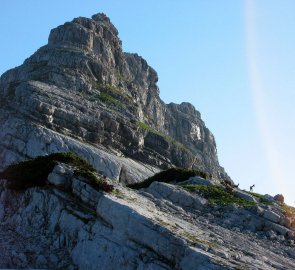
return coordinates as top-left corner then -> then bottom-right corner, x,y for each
0,152 -> 113,192
127,167 -> 207,189
100,180 -> 114,193
0,155 -> 59,190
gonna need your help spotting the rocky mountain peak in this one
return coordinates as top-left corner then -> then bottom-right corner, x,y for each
1,13 -> 295,270
91,12 -> 119,36
0,13 -> 229,184
48,13 -> 122,60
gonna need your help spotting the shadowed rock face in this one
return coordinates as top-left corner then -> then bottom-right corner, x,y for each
0,13 -> 228,182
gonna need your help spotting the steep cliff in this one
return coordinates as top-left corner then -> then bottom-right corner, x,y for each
0,13 -> 228,183
1,14 -> 295,270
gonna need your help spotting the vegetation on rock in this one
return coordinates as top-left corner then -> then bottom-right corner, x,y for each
182,184 -> 256,206
97,92 -> 125,109
95,82 -> 133,104
0,152 -> 113,192
282,204 -> 295,218
128,167 -> 207,189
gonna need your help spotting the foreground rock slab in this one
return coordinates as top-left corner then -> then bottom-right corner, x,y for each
0,170 -> 294,269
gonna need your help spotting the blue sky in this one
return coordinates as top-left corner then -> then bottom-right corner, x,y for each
1,1 -> 294,206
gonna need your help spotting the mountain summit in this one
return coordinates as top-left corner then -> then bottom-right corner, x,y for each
0,14 -> 294,270
0,13 -> 228,184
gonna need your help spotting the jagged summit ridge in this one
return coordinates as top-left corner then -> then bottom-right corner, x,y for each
0,13 -> 228,182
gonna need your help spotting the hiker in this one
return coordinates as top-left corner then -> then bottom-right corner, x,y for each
250,184 -> 255,192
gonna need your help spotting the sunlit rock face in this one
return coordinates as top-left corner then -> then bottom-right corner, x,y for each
0,164 -> 294,269
0,13 -> 229,182
0,14 -> 295,270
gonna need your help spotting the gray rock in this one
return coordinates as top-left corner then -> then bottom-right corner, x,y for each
0,12 -> 230,182
263,210 -> 281,223
48,173 -> 68,188
264,194 -> 275,202
286,249 -> 295,259
0,12 -> 295,270
71,177 -> 103,207
179,176 -> 218,186
36,255 -> 47,266
146,181 -> 207,209
265,221 -> 293,237
247,216 -> 265,232
47,163 -> 73,189
234,190 -> 257,202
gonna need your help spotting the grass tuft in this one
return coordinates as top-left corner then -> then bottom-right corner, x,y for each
183,185 -> 256,206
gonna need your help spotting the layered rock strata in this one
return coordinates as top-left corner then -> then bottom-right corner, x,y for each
0,164 -> 294,269
0,13 -> 228,183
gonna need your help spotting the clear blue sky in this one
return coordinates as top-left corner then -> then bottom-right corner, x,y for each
1,0 -> 294,206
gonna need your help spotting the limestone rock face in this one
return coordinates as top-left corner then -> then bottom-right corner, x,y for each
0,13 -> 228,182
0,166 -> 294,269
1,13 -> 295,270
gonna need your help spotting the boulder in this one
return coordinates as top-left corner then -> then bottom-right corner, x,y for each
274,194 -> 284,204
146,181 -> 207,209
265,221 -> 294,238
263,210 -> 281,223
48,163 -> 73,189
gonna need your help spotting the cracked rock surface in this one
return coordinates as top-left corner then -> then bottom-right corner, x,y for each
0,167 -> 294,269
1,12 -> 294,270
0,13 -> 229,184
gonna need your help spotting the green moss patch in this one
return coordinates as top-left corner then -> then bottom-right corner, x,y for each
95,82 -> 133,104
182,185 -> 256,206
97,92 -> 125,109
244,191 -> 273,204
245,191 -> 264,199
0,152 -> 113,192
127,167 -> 207,189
